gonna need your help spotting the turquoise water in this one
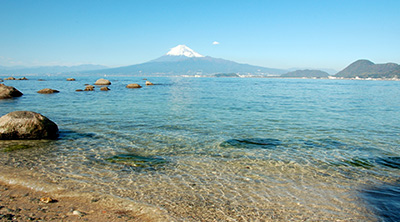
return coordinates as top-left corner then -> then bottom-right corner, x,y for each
1,76 -> 400,221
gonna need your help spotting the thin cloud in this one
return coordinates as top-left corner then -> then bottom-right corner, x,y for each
212,41 -> 220,45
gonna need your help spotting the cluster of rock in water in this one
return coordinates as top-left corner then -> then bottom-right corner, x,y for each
74,78 -> 154,92
0,77 -> 154,140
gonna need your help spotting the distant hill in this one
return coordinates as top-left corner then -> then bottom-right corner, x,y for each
281,69 -> 330,78
335,59 -> 400,78
286,67 -> 337,75
0,64 -> 108,75
87,45 -> 286,76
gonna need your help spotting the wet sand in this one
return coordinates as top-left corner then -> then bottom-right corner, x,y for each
0,181 -> 170,221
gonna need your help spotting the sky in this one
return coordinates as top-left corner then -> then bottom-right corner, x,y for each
0,0 -> 399,71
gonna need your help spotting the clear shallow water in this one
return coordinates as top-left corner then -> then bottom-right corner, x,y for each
1,76 -> 400,221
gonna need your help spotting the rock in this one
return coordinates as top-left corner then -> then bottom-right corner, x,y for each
84,85 -> 95,91
17,77 -> 28,80
0,111 -> 59,139
38,79 -> 45,81
126,83 -> 142,88
67,78 -> 76,81
94,78 -> 111,85
40,197 -> 56,203
75,89 -> 83,92
0,84 -> 23,99
100,87 -> 110,91
72,210 -> 86,217
145,81 -> 154,85
37,88 -> 60,94
4,77 -> 16,80
0,214 -> 14,220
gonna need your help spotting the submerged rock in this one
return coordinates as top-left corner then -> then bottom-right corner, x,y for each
100,86 -> 110,91
219,138 -> 282,149
94,78 -> 111,85
2,144 -> 33,152
0,84 -> 23,99
37,88 -> 60,94
126,83 -> 142,88
0,111 -> 59,140
106,154 -> 167,168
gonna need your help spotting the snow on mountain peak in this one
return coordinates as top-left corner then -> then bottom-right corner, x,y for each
166,45 -> 204,57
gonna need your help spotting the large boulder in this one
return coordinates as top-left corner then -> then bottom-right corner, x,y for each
0,84 -> 23,99
94,78 -> 111,85
126,83 -> 142,88
0,111 -> 59,139
37,88 -> 60,94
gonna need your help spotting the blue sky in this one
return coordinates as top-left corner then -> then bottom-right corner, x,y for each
1,0 -> 399,71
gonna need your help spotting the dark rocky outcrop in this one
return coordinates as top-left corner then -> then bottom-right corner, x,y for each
37,88 -> 60,94
0,111 -> 59,139
94,78 -> 111,85
3,77 -> 28,80
0,84 -> 23,99
126,83 -> 142,88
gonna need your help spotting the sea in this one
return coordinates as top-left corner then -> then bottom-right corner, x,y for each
0,76 -> 399,221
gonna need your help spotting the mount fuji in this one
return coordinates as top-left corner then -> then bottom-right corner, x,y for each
90,45 -> 286,76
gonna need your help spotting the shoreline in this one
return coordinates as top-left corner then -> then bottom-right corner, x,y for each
0,171 -> 172,221
2,74 -> 400,81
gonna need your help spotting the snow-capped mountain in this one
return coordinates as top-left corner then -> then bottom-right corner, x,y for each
150,45 -> 205,63
165,45 -> 204,57
86,45 -> 286,76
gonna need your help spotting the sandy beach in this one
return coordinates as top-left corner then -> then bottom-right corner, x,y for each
0,180 -> 170,221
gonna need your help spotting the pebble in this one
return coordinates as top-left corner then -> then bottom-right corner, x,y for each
40,197 -> 55,203
72,210 -> 86,216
